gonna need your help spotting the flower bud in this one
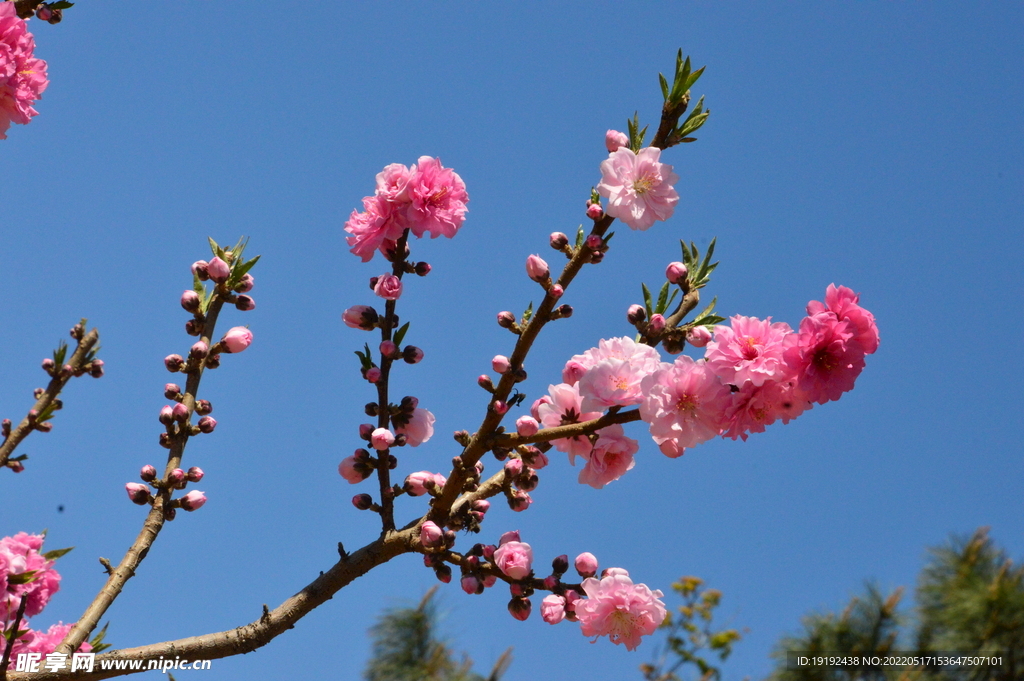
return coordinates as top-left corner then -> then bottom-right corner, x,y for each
605,129 -> 629,152
380,340 -> 398,358
198,416 -> 217,433
88,359 -> 105,378
180,290 -> 201,313
517,470 -> 539,492
627,304 -> 647,325
508,597 -> 532,621
373,273 -> 403,301
403,346 -> 424,364
164,354 -> 184,372
647,314 -> 666,335
525,254 -> 549,283
414,261 -> 432,276
172,403 -> 189,423
666,262 -> 688,286
477,375 -> 494,392
365,367 -> 382,383
552,554 -> 569,575
686,326 -> 713,348
140,464 -> 157,481
342,305 -> 379,331
195,399 -> 212,415
461,575 -> 482,595
159,405 -> 174,425
205,354 -> 221,369
190,340 -> 209,360
491,355 -> 511,374
235,295 -> 256,312
472,499 -> 491,514
191,260 -> 210,281
126,482 -> 150,505
541,594 -> 567,625
371,428 -> 395,451
339,455 -> 372,484
359,423 -> 374,440
167,468 -> 186,486
185,319 -> 203,336
585,234 -> 603,250
549,232 -> 568,250
515,415 -> 539,437
542,574 -> 558,590
420,520 -> 444,548
35,5 -> 53,22
186,466 -> 204,482
555,304 -> 573,318
520,446 -> 548,469
586,203 -> 603,220
503,458 -> 524,478
496,311 -> 516,328
549,284 -> 564,299
41,357 -> 54,374
159,432 -> 172,449
400,395 -> 419,412
574,552 -> 598,578
1,419 -> 10,437
207,256 -> 230,283
235,273 -> 254,293
221,327 -> 253,353
434,564 -> 452,583
70,322 -> 84,340
492,400 -> 508,415
180,490 -> 207,511
352,493 -> 373,510
498,530 -> 520,546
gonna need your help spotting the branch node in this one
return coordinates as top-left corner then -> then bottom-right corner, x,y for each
99,558 -> 113,575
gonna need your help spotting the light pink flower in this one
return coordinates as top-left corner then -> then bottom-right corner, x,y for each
686,326 -> 712,348
9,622 -> 91,658
420,520 -> 443,548
564,336 -> 661,387
0,532 -> 60,619
705,315 -> 795,388
575,570 -> 667,651
578,358 -> 650,412
807,284 -> 880,354
605,130 -> 628,153
577,425 -> 638,489
404,156 -> 469,239
373,273 -> 403,301
0,2 -> 47,140
404,470 -> 445,496
723,380 -> 810,441
395,408 -> 434,446
541,594 -> 567,624
525,254 -> 549,282
575,552 -> 598,577
597,147 -> 680,230
515,415 -> 539,437
221,326 -> 253,353
493,540 -> 533,580
338,456 -> 368,484
344,194 -> 405,263
784,312 -> 866,405
639,356 -> 732,454
535,383 -> 602,464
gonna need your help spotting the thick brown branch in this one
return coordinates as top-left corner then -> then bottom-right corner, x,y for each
0,328 -> 100,471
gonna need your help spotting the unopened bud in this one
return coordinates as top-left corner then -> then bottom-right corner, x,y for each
491,355 -> 511,374
605,129 -> 629,152
172,403 -> 189,423
575,552 -> 598,578
198,416 -> 217,433
515,415 -> 539,437
159,432 -> 172,449
492,400 -> 509,415
207,256 -> 230,283
525,254 -> 550,283
70,323 -> 84,340
140,464 -> 157,481
365,367 -> 382,383
627,304 -> 647,324
186,466 -> 204,482
380,340 -> 398,358
497,311 -> 516,328
89,360 -> 105,378
477,375 -> 494,392
549,232 -> 569,250
195,400 -> 212,415
41,358 -> 55,373
508,597 -> 532,621
509,490 -> 532,512
205,354 -> 221,369
549,284 -> 564,299
434,564 -> 452,583
164,354 -> 184,372
342,305 -> 379,331
159,405 -> 174,425
126,483 -> 150,505
235,273 -> 254,293
585,234 -> 603,250
180,290 -> 201,313
555,304 -> 573,318
35,5 -> 53,21
167,468 -> 186,486
402,346 -> 424,364
686,326 -> 713,348
420,520 -> 444,548
414,261 -> 432,276
586,203 -> 603,220
461,575 -> 482,595
235,295 -> 256,311
665,261 -> 688,285
552,554 -> 569,575
190,340 -> 209,360
647,314 -> 666,335
192,260 -> 210,281
185,319 -> 203,336
352,493 -> 373,510
179,490 -> 207,511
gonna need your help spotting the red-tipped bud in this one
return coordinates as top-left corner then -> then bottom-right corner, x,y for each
525,254 -> 550,283
198,416 -> 217,433
88,360 -> 105,378
508,597 -> 532,621
167,468 -> 186,486
159,405 -> 174,425
402,346 -> 424,364
665,261 -> 688,285
195,400 -> 213,415
365,367 -> 382,383
35,5 -> 53,22
492,355 -> 511,374
586,203 -> 603,220
509,490 -> 532,512
190,340 -> 209,360
359,423 -> 374,440
549,232 -> 569,250
185,319 -> 203,336
380,340 -> 398,358
585,234 -> 603,250
180,490 -> 207,511
555,304 -> 573,318
41,358 -> 55,374
461,575 -> 482,595
159,432 -> 172,449
235,295 -> 256,311
414,261 -> 432,276
342,305 -> 379,331
477,375 -> 494,392
181,290 -> 201,313
207,256 -> 230,283
165,354 -> 184,372
186,466 -> 204,482
647,314 -> 666,335
549,284 -> 564,299
140,464 -> 157,482
434,564 -> 452,583
420,520 -> 444,549
352,493 -> 373,510
126,483 -> 150,505
542,575 -> 558,590
627,304 -> 647,325
191,260 -> 210,281
492,400 -> 508,415
504,458 -> 524,478
552,554 -> 569,575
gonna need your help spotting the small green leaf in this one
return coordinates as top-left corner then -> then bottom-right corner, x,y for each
665,288 -> 679,312
42,546 -> 74,561
36,404 -> 56,422
89,622 -> 111,653
522,302 -> 534,323
53,340 -> 68,368
659,72 -> 670,102
10,454 -> 28,462
642,283 -> 654,318
393,322 -> 410,347
231,254 -> 261,284
49,1 -> 74,9
8,570 -> 38,585
208,237 -> 221,258
575,226 -> 584,249
684,65 -> 705,91
656,281 -> 670,314
192,271 -> 206,297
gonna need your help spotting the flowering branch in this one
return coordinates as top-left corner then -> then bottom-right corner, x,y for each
492,409 -> 642,449
0,324 -> 101,473
0,597 -> 29,677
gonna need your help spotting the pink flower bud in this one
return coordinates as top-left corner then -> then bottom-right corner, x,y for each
549,232 -> 568,249
235,295 -> 256,311
359,423 -> 374,440
221,326 -> 253,353
371,428 -> 395,451
198,416 -> 217,433
180,490 -> 207,511
461,575 -> 481,595
520,446 -> 549,469
191,260 -> 210,281
180,290 -> 200,313
404,470 -> 445,496
510,490 -> 532,512
167,468 -> 186,486
190,340 -> 209,359
482,574 -> 497,588
414,261 -> 432,276
185,319 -> 203,336
41,357 -> 55,374
140,464 -> 157,481
164,383 -> 181,399
525,254 -> 550,283
504,458 -> 524,478
164,354 -> 184,372
508,597 -> 532,621
235,273 -> 254,293
492,400 -> 508,415
541,594 -> 566,624
35,5 -> 53,22
195,399 -> 213,415
517,469 -> 539,492
498,530 -> 520,546
496,311 -> 516,328
373,273 -> 403,300
186,466 -> 204,482
515,416 -> 539,437
126,482 -> 150,505
159,432 -> 172,449
586,203 -> 603,220
159,405 -> 174,425
561,360 -> 587,385
380,340 -> 398,358
574,552 -> 598,578
472,499 -> 491,514
402,346 -> 424,364
171,403 -> 188,423
434,564 -> 452,583
89,359 -> 105,378
509,582 -> 526,597
491,355 -> 511,374
342,305 -> 379,331
420,520 -> 444,548
365,367 -> 382,383
665,261 -> 688,285
686,326 -> 712,348
585,234 -> 603,250
648,314 -> 666,334
339,456 -> 371,484
552,554 -> 569,574
605,129 -> 629,152
207,256 -> 230,283
352,493 -> 373,510
627,304 -> 647,324
542,575 -> 558,590
549,283 -> 565,299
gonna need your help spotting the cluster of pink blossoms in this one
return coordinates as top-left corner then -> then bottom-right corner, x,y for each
344,157 -> 469,262
596,131 -> 679,231
0,533 -> 89,657
0,2 -> 48,140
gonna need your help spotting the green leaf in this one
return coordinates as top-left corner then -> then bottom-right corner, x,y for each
42,546 -> 74,561
393,322 -> 410,347
231,254 -> 261,283
208,237 -> 222,258
684,65 -> 705,91
10,454 -> 28,462
36,404 -> 56,422
49,1 -> 74,9
659,72 -> 670,102
604,231 -> 615,245
522,301 -> 534,323
656,281 -> 670,314
192,271 -> 206,297
8,570 -> 38,585
575,225 -> 584,249
694,296 -> 717,322
53,340 -> 68,368
88,622 -> 111,654
642,283 -> 654,318
693,314 -> 725,327
665,288 -> 679,312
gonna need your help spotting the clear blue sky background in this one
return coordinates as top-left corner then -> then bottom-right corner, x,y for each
2,2 -> 1022,679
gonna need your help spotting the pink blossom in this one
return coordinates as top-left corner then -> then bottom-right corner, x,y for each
541,594 -> 567,624
578,358 -> 651,412
0,533 -> 60,619
807,284 -> 880,354
564,336 -> 661,387
404,156 -> 469,239
493,540 -> 533,580
180,490 -> 206,511
577,425 -> 638,489
374,163 -> 413,203
9,622 -> 92,658
605,130 -> 629,153
686,326 -> 712,348
723,379 -> 810,441
221,326 -> 253,353
665,261 -> 687,285
0,2 -> 47,140
419,521 -> 443,548
498,530 -> 520,546
784,312 -> 866,404
525,254 -> 549,282
395,408 -> 434,446
206,256 -> 230,283
344,194 -> 405,263
639,356 -> 732,454
373,273 -> 403,301
535,383 -> 602,464
515,415 -> 539,437
338,456 -> 369,484
370,428 -> 395,451
705,315 -> 796,388
492,355 -> 511,374
575,570 -> 667,651
597,147 -> 680,230
342,305 -> 378,331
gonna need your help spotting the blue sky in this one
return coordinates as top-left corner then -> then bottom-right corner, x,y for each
2,2 -> 1022,679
